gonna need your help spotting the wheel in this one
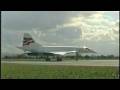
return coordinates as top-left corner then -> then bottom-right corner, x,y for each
57,56 -> 62,61
45,57 -> 51,61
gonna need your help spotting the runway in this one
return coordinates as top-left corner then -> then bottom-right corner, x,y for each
1,60 -> 119,66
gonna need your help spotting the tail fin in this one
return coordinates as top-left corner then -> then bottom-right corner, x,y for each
23,33 -> 35,46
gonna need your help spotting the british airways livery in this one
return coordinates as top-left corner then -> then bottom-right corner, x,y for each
17,33 -> 96,61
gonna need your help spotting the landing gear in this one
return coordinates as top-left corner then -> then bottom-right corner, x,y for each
75,52 -> 79,61
45,56 -> 51,61
45,55 -> 63,61
56,56 -> 62,61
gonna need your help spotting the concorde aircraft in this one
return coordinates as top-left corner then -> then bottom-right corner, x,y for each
17,33 -> 96,61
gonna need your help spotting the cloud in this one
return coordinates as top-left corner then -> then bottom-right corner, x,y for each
62,11 -> 119,42
1,11 -> 79,30
1,11 -> 99,30
31,26 -> 82,45
1,11 -> 119,56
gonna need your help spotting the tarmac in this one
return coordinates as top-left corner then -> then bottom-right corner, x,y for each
1,60 -> 119,66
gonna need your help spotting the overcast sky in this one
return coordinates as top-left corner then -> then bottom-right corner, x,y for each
1,11 -> 119,56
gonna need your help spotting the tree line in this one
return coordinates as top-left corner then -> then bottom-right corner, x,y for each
2,54 -> 119,60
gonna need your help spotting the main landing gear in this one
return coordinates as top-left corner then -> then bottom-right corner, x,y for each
45,55 -> 62,61
45,56 -> 51,61
56,56 -> 62,61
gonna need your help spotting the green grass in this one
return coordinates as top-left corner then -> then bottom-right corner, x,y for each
1,63 -> 119,79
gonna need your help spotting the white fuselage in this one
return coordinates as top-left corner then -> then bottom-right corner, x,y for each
35,46 -> 77,52
20,43 -> 93,54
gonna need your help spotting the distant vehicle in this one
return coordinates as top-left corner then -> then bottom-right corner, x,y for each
17,33 -> 96,61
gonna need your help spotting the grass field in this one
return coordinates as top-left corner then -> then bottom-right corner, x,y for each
1,63 -> 119,79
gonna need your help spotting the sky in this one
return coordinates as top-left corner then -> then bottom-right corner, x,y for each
1,11 -> 119,56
